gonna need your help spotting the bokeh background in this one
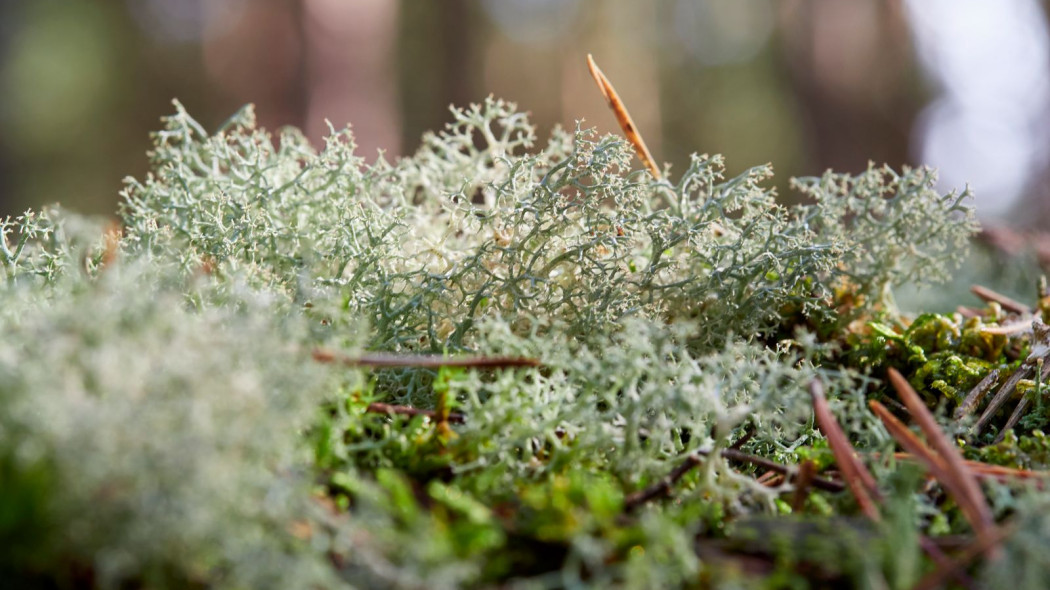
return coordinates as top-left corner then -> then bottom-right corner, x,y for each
2,0 -> 1049,231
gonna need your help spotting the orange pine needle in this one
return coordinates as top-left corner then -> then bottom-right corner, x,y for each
886,369 -> 998,551
586,54 -> 662,179
810,380 -> 881,521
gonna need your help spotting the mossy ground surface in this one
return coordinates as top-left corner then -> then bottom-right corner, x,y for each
2,99 -> 1048,589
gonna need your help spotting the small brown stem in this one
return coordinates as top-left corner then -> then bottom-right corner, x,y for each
729,427 -> 756,450
996,357 -> 1050,443
890,452 -> 1049,485
954,369 -> 1000,420
971,285 -> 1031,315
313,348 -> 541,369
974,365 -> 1032,435
712,448 -> 844,493
365,402 -> 465,424
910,524 -> 1015,590
624,454 -> 703,511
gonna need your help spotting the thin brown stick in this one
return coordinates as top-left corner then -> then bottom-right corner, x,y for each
714,448 -> 844,493
313,348 -> 541,369
954,369 -> 1000,420
624,453 -> 703,511
810,380 -> 882,521
891,453 -> 1049,484
366,402 -> 465,424
996,358 -> 1050,443
729,427 -> 756,450
974,365 -> 1032,435
974,322 -> 1050,437
971,284 -> 1031,315
910,523 -> 1015,590
586,54 -> 662,179
917,537 -> 980,590
791,460 -> 816,512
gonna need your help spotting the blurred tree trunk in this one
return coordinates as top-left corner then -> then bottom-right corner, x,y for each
775,0 -> 921,175
397,0 -> 481,155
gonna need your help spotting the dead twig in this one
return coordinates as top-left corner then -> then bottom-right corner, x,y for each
313,348 -> 541,369
365,402 -> 465,424
998,357 -> 1050,440
586,54 -> 662,179
890,452 -> 1049,487
971,284 -> 1031,315
954,369 -> 1000,420
910,523 -> 1015,590
729,427 -> 755,450
811,381 -> 980,588
712,448 -> 844,493
624,454 -> 703,511
973,321 -> 1050,439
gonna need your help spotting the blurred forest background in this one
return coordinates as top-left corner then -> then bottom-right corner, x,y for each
1,0 -> 1049,233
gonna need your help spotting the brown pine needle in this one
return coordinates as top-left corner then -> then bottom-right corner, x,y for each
366,402 -> 465,424
885,368 -> 999,555
586,54 -> 662,180
712,447 -> 844,493
810,380 -> 882,521
910,523 -> 1015,590
890,453 -> 1049,485
870,401 -> 982,526
954,369 -> 1000,420
970,284 -> 1031,315
313,348 -> 541,369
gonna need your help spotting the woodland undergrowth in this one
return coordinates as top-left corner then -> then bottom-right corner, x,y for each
2,97 -> 1050,589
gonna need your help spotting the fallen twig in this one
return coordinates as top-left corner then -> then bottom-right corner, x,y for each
624,453 -> 703,511
365,402 -> 465,424
713,447 -> 844,493
954,369 -> 1000,420
890,453 -> 1049,486
313,348 -> 541,369
971,284 -> 1031,315
910,523 -> 1015,590
812,381 -> 978,587
973,321 -> 1050,439
998,357 -> 1050,440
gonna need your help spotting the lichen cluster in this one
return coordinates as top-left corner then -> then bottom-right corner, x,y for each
2,98 -> 1048,589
